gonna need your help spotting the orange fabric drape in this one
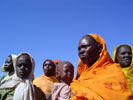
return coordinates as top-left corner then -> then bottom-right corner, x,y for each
113,45 -> 133,91
33,75 -> 58,94
70,34 -> 133,100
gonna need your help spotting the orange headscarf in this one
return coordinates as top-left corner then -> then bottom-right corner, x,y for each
70,34 -> 133,100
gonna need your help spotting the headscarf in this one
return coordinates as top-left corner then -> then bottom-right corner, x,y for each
70,34 -> 133,100
53,60 -> 61,65
113,45 -> 133,91
33,59 -> 58,95
0,52 -> 36,100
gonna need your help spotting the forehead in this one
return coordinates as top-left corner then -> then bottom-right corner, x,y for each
79,36 -> 95,46
118,46 -> 132,53
17,55 -> 31,62
62,63 -> 74,70
44,60 -> 52,64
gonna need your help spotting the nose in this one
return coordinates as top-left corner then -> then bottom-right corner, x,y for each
125,53 -> 131,57
4,63 -> 7,66
20,65 -> 25,70
79,48 -> 84,55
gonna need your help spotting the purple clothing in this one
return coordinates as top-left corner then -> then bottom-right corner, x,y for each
52,83 -> 73,100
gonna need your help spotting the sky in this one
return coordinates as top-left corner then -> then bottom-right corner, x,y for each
0,0 -> 133,78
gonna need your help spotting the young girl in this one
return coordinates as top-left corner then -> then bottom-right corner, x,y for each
52,61 -> 74,100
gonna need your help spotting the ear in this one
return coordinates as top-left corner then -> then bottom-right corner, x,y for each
97,44 -> 102,54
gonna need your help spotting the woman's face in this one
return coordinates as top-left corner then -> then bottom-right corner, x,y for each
116,46 -> 132,68
4,56 -> 14,72
16,55 -> 32,79
43,60 -> 55,76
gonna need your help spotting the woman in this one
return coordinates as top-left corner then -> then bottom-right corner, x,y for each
70,34 -> 133,100
0,54 -> 17,84
113,44 -> 133,91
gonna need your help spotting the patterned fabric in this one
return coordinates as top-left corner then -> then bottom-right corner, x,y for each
113,45 -> 133,91
70,34 -> 133,100
0,88 -> 15,100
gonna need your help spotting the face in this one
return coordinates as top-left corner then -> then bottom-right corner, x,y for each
78,36 -> 100,66
4,56 -> 14,72
16,55 -> 32,79
116,46 -> 132,68
58,62 -> 74,85
43,60 -> 55,76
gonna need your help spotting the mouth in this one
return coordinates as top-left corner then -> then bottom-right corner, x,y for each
79,54 -> 86,59
124,58 -> 131,62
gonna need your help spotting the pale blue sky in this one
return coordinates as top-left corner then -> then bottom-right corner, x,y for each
0,0 -> 133,78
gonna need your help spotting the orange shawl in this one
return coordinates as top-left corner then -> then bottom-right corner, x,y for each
33,75 -> 58,94
70,34 -> 133,100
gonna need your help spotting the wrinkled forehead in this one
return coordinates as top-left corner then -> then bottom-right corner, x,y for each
117,45 -> 132,53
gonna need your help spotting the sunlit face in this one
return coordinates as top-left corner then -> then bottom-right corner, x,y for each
43,60 -> 55,76
115,46 -> 132,68
78,36 -> 100,66
58,62 -> 74,85
16,55 -> 32,79
4,56 -> 14,72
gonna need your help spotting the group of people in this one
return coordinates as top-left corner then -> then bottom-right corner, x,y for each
0,33 -> 133,100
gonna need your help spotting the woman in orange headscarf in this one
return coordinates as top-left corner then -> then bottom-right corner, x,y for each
70,34 -> 133,100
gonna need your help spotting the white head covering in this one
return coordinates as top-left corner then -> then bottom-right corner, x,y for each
0,52 -> 36,100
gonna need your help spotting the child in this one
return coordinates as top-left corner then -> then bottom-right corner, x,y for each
0,52 -> 36,100
52,61 -> 74,100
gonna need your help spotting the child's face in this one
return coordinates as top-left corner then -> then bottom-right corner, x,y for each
59,63 -> 74,84
16,55 -> 32,79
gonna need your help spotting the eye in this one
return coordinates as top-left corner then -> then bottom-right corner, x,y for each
121,52 -> 126,55
78,47 -> 81,51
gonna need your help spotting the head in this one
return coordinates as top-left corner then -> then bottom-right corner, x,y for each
2,55 -> 17,75
43,59 -> 56,76
4,55 -> 14,73
115,45 -> 132,68
53,59 -> 62,67
16,53 -> 33,79
56,61 -> 74,85
78,35 -> 102,66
